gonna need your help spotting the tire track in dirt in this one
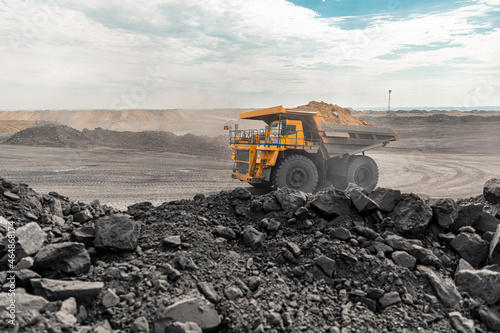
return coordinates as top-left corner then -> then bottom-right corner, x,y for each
372,150 -> 497,198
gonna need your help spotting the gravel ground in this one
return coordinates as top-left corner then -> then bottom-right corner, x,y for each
0,116 -> 499,209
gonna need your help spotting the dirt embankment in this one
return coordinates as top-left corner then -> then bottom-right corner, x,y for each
289,101 -> 371,126
0,109 -> 190,132
359,113 -> 500,126
3,124 -> 229,157
2,178 -> 500,332
0,120 -> 37,133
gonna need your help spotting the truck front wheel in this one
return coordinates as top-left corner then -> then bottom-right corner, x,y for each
272,154 -> 319,193
346,155 -> 379,192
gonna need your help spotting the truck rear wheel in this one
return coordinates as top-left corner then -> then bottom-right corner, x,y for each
272,154 -> 318,193
346,155 -> 379,192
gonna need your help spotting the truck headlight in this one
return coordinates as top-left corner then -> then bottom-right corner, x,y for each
257,151 -> 261,159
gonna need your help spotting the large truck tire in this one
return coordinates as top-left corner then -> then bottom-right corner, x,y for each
346,155 -> 379,192
272,154 -> 319,193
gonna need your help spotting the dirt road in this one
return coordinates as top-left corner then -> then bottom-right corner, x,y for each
0,144 -> 240,209
0,118 -> 498,208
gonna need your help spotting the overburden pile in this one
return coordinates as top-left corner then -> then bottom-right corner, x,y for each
290,101 -> 371,127
4,124 -> 229,157
1,178 -> 500,332
360,114 -> 500,126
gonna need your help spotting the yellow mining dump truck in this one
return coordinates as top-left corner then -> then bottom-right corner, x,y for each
225,105 -> 399,193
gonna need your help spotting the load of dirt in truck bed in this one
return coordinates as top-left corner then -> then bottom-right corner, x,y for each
2,176 -> 500,332
3,124 -> 229,157
289,101 -> 372,126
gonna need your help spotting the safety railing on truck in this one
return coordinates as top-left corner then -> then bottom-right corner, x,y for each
228,129 -> 322,150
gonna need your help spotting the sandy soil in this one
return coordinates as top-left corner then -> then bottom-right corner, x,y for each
0,144 -> 240,210
0,117 -> 499,209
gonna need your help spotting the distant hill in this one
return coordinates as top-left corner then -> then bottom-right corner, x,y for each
0,120 -> 38,132
0,109 -> 189,131
4,102 -> 491,136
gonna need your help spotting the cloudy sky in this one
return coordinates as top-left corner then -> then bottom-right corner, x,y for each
1,0 -> 499,110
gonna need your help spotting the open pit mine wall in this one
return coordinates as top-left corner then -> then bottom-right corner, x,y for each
1,178 -> 500,332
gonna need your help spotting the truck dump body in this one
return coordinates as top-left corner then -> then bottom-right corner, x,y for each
316,122 -> 399,158
238,106 -> 398,159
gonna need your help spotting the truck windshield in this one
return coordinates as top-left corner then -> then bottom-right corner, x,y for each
270,122 -> 281,136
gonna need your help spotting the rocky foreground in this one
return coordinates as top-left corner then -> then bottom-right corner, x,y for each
1,179 -> 500,332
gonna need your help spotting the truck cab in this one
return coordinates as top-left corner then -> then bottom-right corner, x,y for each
268,119 -> 318,149
269,119 -> 302,147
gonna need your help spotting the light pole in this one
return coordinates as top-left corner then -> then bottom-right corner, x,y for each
388,90 -> 392,112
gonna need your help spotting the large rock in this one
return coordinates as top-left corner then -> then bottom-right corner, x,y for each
34,242 -> 91,276
71,226 -> 96,247
131,316 -> 150,333
314,255 -> 336,277
456,258 -> 474,273
31,278 -> 104,302
14,269 -> 41,288
73,209 -> 93,223
231,187 -> 251,200
390,194 -> 433,237
450,233 -> 489,268
3,190 -> 20,201
455,267 -> 500,304
379,291 -> 401,308
478,305 -> 500,332
310,190 -> 351,219
473,212 -> 500,235
488,224 -> 500,265
154,298 -> 220,333
102,288 -> 120,308
224,286 -> 244,300
492,204 -> 500,219
161,322 -> 202,333
212,226 -> 236,241
353,226 -> 379,240
431,198 -> 458,229
484,178 -> 500,204
49,197 -> 64,218
94,214 -> 141,251
330,227 -> 352,241
242,227 -> 264,250
409,245 -> 442,269
350,189 -> 380,215
369,188 -> 402,212
451,204 -> 484,233
275,187 -> 307,212
197,282 -> 219,303
392,251 -> 416,269
262,197 -> 282,213
0,290 -> 48,313
417,265 -> 461,309
449,312 -> 476,333
10,222 -> 46,261
383,232 -> 417,252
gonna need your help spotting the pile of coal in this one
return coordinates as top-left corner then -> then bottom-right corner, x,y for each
1,177 -> 500,332
5,125 -> 229,157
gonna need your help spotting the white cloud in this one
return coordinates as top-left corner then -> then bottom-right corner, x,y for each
0,0 -> 499,109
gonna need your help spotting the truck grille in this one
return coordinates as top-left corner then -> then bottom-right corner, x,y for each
236,149 -> 249,162
236,162 -> 249,174
235,149 -> 250,175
